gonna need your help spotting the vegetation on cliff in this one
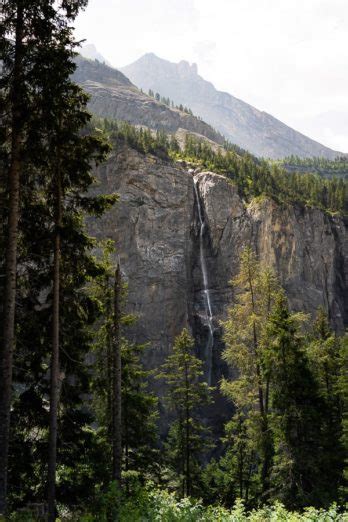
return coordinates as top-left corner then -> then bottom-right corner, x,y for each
1,3 -> 347,520
100,118 -> 348,215
280,155 -> 348,180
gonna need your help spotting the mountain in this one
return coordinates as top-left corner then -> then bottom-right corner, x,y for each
74,53 -> 347,432
80,43 -> 111,65
121,53 -> 343,160
74,56 -> 225,146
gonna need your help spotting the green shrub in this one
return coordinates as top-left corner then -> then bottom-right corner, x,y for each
79,485 -> 347,521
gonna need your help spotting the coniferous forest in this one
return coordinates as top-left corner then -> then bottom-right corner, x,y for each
1,2 -> 347,521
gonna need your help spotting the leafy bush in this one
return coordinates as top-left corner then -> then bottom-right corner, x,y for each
79,484 -> 347,521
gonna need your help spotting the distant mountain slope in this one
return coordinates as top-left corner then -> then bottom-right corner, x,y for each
80,43 -> 111,65
74,56 -> 225,146
121,53 -> 342,160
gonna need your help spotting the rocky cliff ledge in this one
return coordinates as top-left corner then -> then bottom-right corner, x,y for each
89,146 -> 348,391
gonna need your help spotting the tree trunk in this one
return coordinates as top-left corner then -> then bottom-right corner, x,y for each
184,360 -> 190,497
48,157 -> 63,522
0,3 -> 24,514
112,264 -> 122,485
124,391 -> 129,473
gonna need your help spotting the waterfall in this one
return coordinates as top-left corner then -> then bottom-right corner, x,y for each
193,177 -> 214,385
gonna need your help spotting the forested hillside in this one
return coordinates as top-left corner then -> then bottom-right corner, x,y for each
280,156 -> 348,180
1,2 -> 347,521
99,119 -> 347,215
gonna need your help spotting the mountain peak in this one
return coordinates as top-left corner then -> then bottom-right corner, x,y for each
80,43 -> 110,66
121,54 -> 342,159
178,60 -> 198,75
133,53 -> 198,77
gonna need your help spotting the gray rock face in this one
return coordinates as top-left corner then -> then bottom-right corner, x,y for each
89,146 -> 347,437
121,53 -> 343,159
74,56 -> 224,145
90,146 -> 348,390
88,145 -> 195,379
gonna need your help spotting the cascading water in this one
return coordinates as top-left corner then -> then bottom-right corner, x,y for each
193,177 -> 214,385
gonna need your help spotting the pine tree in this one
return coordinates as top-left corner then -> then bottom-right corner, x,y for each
221,248 -> 281,499
91,252 -> 158,485
265,295 -> 324,508
121,340 -> 159,479
201,412 -> 259,508
0,3 -> 26,512
1,2 -> 114,515
336,335 -> 348,502
307,309 -> 345,504
112,263 -> 122,486
157,328 -> 212,497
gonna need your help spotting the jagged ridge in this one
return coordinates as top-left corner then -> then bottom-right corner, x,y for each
74,56 -> 225,146
121,53 -> 343,160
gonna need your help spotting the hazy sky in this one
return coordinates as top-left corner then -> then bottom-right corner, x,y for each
75,0 -> 348,152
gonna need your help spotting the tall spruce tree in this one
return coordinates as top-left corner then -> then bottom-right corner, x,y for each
0,3 -> 26,512
112,263 -> 122,486
0,1 -> 116,516
157,328 -> 212,497
91,250 -> 158,486
307,309 -> 345,504
221,247 -> 281,499
265,295 -> 324,508
121,339 -> 159,479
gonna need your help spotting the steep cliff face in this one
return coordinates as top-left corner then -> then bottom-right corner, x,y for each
88,145 -> 194,376
90,146 -> 348,388
88,145 -> 347,434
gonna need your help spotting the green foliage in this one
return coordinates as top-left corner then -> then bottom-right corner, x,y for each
280,155 -> 348,180
221,248 -> 282,502
306,310 -> 346,503
90,246 -> 159,484
220,250 -> 346,509
99,118 -> 175,159
79,484 -> 347,521
157,329 -> 213,497
265,296 -> 324,508
121,340 -> 159,477
1,2 -> 116,511
147,90 -> 194,115
332,332 -> 348,503
201,413 -> 260,508
96,118 -> 347,215
182,136 -> 347,214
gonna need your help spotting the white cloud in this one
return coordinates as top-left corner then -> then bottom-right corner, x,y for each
75,0 -> 348,152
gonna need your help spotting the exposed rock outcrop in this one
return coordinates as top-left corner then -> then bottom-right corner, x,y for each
90,146 -> 348,388
88,145 -> 347,435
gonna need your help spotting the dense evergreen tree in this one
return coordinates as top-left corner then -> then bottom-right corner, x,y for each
0,3 -> 28,512
307,310 -> 345,504
91,250 -> 159,487
157,329 -> 212,497
121,339 -> 159,479
221,248 -> 281,499
201,412 -> 259,508
220,252 -> 347,510
0,1 -> 116,517
265,295 -> 324,508
337,335 -> 348,502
